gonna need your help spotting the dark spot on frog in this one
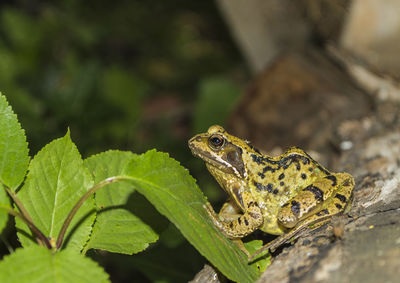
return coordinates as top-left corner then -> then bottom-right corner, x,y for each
291,200 -> 300,215
278,173 -> 285,180
254,202 -> 258,206
317,165 -> 330,175
244,218 -> 249,226
247,201 -> 254,208
282,202 -> 289,208
237,147 -> 243,154
316,208 -> 329,216
280,181 -> 284,186
303,185 -> 324,201
273,189 -> 279,195
308,167 -> 313,172
342,178 -> 353,187
258,172 -> 265,179
335,193 -> 347,203
229,222 -> 234,229
335,203 -> 343,209
278,154 -> 312,171
324,175 -> 337,186
301,173 -> 307,179
238,218 -> 241,224
254,181 -> 273,193
251,154 -> 265,165
263,166 -> 275,173
248,143 -> 261,154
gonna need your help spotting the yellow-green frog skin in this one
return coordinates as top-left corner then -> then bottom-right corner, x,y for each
188,125 -> 354,243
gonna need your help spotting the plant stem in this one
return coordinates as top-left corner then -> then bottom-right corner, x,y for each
3,186 -> 34,223
56,176 -> 129,249
0,205 -> 52,249
2,185 -> 50,247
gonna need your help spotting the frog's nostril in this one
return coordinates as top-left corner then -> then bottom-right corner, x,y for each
188,136 -> 202,146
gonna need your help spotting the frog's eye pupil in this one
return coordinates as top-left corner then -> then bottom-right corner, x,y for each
209,135 -> 224,149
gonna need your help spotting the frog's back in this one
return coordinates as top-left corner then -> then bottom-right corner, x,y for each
244,147 -> 330,235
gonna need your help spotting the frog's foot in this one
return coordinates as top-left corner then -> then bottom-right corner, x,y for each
203,202 -> 223,225
249,217 -> 331,262
250,218 -> 334,262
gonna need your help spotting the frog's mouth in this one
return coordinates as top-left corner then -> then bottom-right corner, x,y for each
189,145 -> 233,173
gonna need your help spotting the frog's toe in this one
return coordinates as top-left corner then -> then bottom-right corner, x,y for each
203,202 -> 217,217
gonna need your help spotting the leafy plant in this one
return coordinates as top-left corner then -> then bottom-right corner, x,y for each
0,91 -> 268,282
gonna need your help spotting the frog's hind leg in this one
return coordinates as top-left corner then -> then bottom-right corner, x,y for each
277,172 -> 354,229
250,173 -> 354,261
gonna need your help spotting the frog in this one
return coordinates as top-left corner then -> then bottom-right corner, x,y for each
188,125 -> 354,258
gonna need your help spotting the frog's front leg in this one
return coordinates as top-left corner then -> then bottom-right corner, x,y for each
204,191 -> 263,239
217,200 -> 242,222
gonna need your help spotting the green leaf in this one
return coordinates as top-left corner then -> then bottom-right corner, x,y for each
0,92 -> 29,190
16,132 -> 95,251
244,240 -> 271,274
125,150 -> 259,283
0,245 -> 110,283
194,77 -> 242,133
0,184 -> 11,234
83,150 -> 158,254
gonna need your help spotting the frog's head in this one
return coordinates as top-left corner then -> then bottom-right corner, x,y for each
189,125 -> 252,180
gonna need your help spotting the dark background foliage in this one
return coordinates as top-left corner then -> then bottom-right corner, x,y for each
0,1 -> 248,282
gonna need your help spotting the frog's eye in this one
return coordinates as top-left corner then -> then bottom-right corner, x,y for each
208,134 -> 225,150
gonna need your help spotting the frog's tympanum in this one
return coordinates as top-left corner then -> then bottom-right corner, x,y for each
189,125 -> 354,256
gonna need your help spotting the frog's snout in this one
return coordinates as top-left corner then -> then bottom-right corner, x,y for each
188,135 -> 200,151
188,135 -> 202,147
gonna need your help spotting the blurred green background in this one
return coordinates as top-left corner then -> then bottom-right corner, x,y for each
0,1 -> 248,282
